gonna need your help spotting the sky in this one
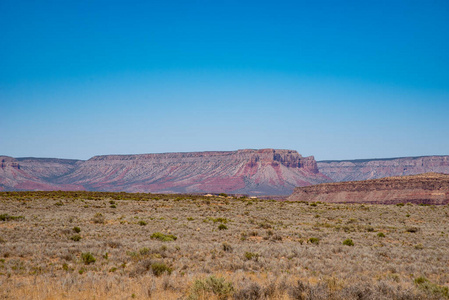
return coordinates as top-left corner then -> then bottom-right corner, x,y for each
1,0 -> 448,161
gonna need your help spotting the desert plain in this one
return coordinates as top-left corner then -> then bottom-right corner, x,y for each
1,191 -> 448,299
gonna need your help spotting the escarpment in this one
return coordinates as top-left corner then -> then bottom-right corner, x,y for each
0,149 -> 329,195
287,173 -> 449,204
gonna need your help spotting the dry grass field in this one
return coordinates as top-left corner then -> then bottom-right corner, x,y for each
1,191 -> 449,299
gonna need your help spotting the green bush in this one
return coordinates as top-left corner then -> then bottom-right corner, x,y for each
0,214 -> 24,221
308,237 -> 320,244
414,276 -> 449,298
73,226 -> 81,233
151,262 -> 172,277
81,252 -> 96,265
92,213 -> 105,224
377,232 -> 385,237
342,238 -> 354,246
218,224 -> 228,230
70,234 -> 82,242
150,232 -> 177,242
138,220 -> 147,226
188,275 -> 234,300
244,252 -> 259,261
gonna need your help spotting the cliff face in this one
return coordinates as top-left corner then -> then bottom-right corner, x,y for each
287,173 -> 449,205
0,149 -> 329,195
57,149 -> 328,195
317,156 -> 449,182
0,156 -> 84,191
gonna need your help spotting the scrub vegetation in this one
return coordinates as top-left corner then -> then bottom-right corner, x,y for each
1,191 -> 448,299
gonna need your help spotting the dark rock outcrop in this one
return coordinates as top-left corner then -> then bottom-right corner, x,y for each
287,173 -> 449,205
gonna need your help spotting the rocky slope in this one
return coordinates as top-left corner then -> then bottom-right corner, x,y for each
287,173 -> 449,205
1,149 -> 330,195
317,156 -> 449,182
0,156 -> 84,191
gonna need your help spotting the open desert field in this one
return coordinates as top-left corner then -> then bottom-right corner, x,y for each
1,191 -> 448,299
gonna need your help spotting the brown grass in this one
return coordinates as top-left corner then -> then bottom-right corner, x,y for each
0,191 -> 448,299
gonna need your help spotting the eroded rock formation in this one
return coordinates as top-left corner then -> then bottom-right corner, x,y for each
0,149 -> 329,195
317,156 -> 449,182
287,173 -> 449,204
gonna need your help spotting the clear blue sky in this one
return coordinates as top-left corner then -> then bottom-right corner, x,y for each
1,0 -> 448,160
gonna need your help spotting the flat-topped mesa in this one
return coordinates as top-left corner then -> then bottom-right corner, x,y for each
88,149 -> 319,173
61,149 -> 328,195
287,173 -> 449,205
0,149 -> 329,194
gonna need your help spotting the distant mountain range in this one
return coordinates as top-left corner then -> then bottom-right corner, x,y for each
1,149 -> 448,195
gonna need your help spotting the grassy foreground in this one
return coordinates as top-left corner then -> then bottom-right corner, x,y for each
1,191 -> 449,299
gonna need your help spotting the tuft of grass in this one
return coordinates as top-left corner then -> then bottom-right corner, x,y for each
138,220 -> 147,226
70,234 -> 81,242
244,252 -> 259,261
414,276 -> 449,298
150,232 -> 177,242
92,213 -> 105,224
0,214 -> 24,221
81,252 -> 96,265
188,275 -> 234,300
308,237 -> 320,244
218,224 -> 228,230
151,262 -> 172,277
342,238 -> 354,246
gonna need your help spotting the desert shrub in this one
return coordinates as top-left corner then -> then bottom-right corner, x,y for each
81,252 -> 96,265
151,262 -> 172,277
308,237 -> 320,244
222,242 -> 233,252
150,232 -> 177,242
139,247 -> 150,256
218,224 -> 228,230
289,280 -> 311,300
138,220 -> 147,226
92,213 -> 105,224
73,226 -> 81,233
70,234 -> 81,242
233,282 -> 261,300
106,241 -> 122,248
188,275 -> 234,300
0,214 -> 24,221
244,252 -> 259,261
365,226 -> 374,232
406,227 -> 419,233
414,243 -> 424,250
271,234 -> 282,242
342,238 -> 354,246
377,232 -> 385,238
414,276 -> 449,298
208,217 -> 229,223
309,202 -> 317,207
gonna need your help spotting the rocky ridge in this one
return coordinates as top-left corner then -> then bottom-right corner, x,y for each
317,155 -> 449,182
0,149 -> 329,195
287,173 -> 449,204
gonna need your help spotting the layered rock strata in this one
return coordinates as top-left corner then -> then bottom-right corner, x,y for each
317,156 -> 449,182
287,173 -> 449,205
0,149 -> 330,195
